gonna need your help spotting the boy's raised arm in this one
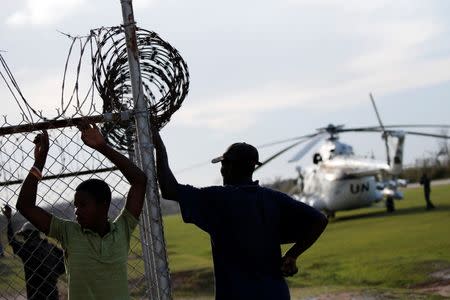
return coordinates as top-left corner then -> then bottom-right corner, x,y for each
16,131 -> 52,235
78,122 -> 147,219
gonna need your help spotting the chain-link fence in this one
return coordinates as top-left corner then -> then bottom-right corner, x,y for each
0,112 -> 166,299
0,2 -> 190,297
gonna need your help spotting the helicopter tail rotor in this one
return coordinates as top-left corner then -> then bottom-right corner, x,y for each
370,93 -> 391,166
389,131 -> 406,175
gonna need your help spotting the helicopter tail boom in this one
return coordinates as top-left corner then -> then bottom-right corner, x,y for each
388,131 -> 406,175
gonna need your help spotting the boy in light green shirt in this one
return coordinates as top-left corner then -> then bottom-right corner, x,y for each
17,121 -> 147,299
48,207 -> 138,299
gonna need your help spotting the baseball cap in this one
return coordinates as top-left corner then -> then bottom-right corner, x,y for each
211,142 -> 263,166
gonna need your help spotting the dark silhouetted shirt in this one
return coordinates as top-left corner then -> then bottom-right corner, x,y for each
7,221 -> 65,300
177,182 -> 324,300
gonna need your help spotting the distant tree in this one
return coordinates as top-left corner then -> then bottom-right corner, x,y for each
264,177 -> 297,194
436,129 -> 449,165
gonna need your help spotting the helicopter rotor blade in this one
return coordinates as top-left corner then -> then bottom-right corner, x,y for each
382,124 -> 450,129
370,94 -> 385,130
175,159 -> 211,174
340,124 -> 450,133
288,134 -> 325,163
401,130 -> 450,139
370,93 -> 391,166
176,134 -> 318,174
255,136 -> 319,171
257,132 -> 319,149
175,123 -> 450,174
340,128 -> 450,139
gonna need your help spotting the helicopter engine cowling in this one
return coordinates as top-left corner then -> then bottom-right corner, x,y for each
382,188 -> 404,200
298,195 -> 326,211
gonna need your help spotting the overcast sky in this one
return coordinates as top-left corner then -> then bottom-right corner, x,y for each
1,0 -> 450,186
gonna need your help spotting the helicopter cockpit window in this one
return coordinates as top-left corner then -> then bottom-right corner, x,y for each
329,149 -> 335,159
313,153 -> 322,164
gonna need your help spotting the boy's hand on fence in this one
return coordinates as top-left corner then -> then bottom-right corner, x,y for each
2,205 -> 12,219
33,130 -> 49,170
78,121 -> 107,151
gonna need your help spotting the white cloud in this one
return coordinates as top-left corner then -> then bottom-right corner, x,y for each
134,0 -> 157,9
287,0 -> 392,13
0,66 -> 100,122
10,73 -> 67,121
172,1 -> 449,132
175,52 -> 450,131
6,0 -> 86,26
349,20 -> 442,74
173,84 -> 313,131
3,0 -> 449,135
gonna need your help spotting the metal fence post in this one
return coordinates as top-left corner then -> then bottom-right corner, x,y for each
119,1 -> 172,299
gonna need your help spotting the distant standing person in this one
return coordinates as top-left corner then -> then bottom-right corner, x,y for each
420,173 -> 435,209
2,205 -> 65,300
153,131 -> 328,300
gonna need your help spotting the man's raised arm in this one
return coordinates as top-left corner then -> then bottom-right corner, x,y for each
153,131 -> 178,201
78,122 -> 147,219
16,131 -> 52,235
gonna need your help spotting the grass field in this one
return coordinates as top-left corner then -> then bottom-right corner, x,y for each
1,184 -> 449,299
164,184 -> 450,299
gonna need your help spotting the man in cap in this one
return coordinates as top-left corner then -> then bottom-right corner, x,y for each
153,132 -> 328,300
2,205 -> 65,300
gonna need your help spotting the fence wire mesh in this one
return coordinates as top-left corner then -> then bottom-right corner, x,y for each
0,15 -> 190,298
0,113 -> 162,299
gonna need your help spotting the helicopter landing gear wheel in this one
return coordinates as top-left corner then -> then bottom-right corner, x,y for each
386,196 -> 395,212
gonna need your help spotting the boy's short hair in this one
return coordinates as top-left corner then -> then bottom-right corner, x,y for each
76,179 -> 112,205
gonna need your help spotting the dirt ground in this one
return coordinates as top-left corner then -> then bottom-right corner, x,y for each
413,268 -> 450,298
289,268 -> 450,299
5,269 -> 450,299
176,270 -> 450,300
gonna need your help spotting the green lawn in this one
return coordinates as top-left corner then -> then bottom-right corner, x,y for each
1,185 -> 449,299
163,184 -> 450,299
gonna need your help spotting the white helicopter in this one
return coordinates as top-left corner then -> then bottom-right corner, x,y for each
255,98 -> 450,218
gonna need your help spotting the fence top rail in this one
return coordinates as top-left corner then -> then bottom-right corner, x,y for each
0,166 -> 119,187
0,111 -> 132,136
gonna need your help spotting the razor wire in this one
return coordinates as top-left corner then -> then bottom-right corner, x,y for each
0,24 -> 189,300
0,25 -> 189,150
92,26 -> 189,151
